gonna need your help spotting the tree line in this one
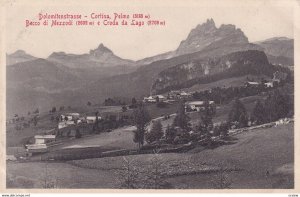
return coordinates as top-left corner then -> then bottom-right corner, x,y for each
132,88 -> 293,149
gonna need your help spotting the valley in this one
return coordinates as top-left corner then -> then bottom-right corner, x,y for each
5,18 -> 294,189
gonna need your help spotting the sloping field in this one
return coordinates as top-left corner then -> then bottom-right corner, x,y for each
183,75 -> 270,92
168,123 -> 294,189
7,122 -> 293,189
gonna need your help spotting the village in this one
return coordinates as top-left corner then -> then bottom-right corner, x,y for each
5,69 -> 291,162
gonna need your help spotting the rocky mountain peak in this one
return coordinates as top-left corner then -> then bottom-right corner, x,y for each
176,19 -> 249,56
188,18 -> 217,38
89,43 -> 113,57
202,18 -> 216,29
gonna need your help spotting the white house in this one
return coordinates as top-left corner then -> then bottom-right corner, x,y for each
86,116 -> 101,124
264,82 -> 274,88
156,95 -> 166,102
143,96 -> 156,103
185,101 -> 215,112
34,135 -> 56,144
61,112 -> 80,121
244,81 -> 260,87
58,121 -> 67,129
179,91 -> 192,98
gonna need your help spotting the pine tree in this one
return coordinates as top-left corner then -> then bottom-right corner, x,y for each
198,100 -> 214,135
264,93 -> 276,122
165,124 -> 176,144
131,97 -> 137,108
228,98 -> 248,128
172,102 -> 190,131
146,120 -> 163,144
251,100 -> 266,125
133,103 -> 151,149
75,129 -> 82,138
265,90 -> 292,122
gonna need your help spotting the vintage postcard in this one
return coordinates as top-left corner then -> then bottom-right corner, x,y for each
0,0 -> 299,193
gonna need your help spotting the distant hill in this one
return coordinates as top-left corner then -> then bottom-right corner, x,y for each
6,50 -> 37,65
255,37 -> 294,66
48,43 -> 135,68
135,51 -> 175,66
7,58 -> 81,91
6,59 -> 84,117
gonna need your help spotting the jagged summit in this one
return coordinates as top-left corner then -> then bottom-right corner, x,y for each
89,43 -> 113,57
176,18 -> 249,55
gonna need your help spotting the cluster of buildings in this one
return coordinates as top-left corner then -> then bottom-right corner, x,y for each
26,134 -> 56,156
143,91 -> 193,103
26,112 -> 102,155
167,90 -> 192,100
58,112 -> 101,129
185,100 -> 215,112
244,81 -> 275,88
244,71 -> 287,88
143,95 -> 166,103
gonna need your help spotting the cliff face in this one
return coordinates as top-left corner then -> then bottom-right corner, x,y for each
151,50 -> 271,94
175,19 -> 249,56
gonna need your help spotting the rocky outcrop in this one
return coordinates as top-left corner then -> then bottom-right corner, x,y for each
176,19 -> 249,56
151,50 -> 272,94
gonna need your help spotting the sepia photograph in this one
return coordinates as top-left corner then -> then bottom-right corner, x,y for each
1,0 -> 297,191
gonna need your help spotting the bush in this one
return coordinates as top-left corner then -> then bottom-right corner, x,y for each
213,122 -> 229,137
122,105 -> 128,112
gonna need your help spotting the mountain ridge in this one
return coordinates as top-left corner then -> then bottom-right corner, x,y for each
6,19 -> 294,116
47,43 -> 135,68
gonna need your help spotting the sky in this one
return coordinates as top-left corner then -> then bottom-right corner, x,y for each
5,1 -> 294,61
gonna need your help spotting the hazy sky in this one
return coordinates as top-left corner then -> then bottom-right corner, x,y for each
5,2 -> 294,60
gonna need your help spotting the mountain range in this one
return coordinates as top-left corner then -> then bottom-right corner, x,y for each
48,43 -> 135,68
255,37 -> 294,66
6,18 -> 294,116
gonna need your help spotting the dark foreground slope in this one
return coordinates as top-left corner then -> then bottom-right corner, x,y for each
7,123 -> 293,188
